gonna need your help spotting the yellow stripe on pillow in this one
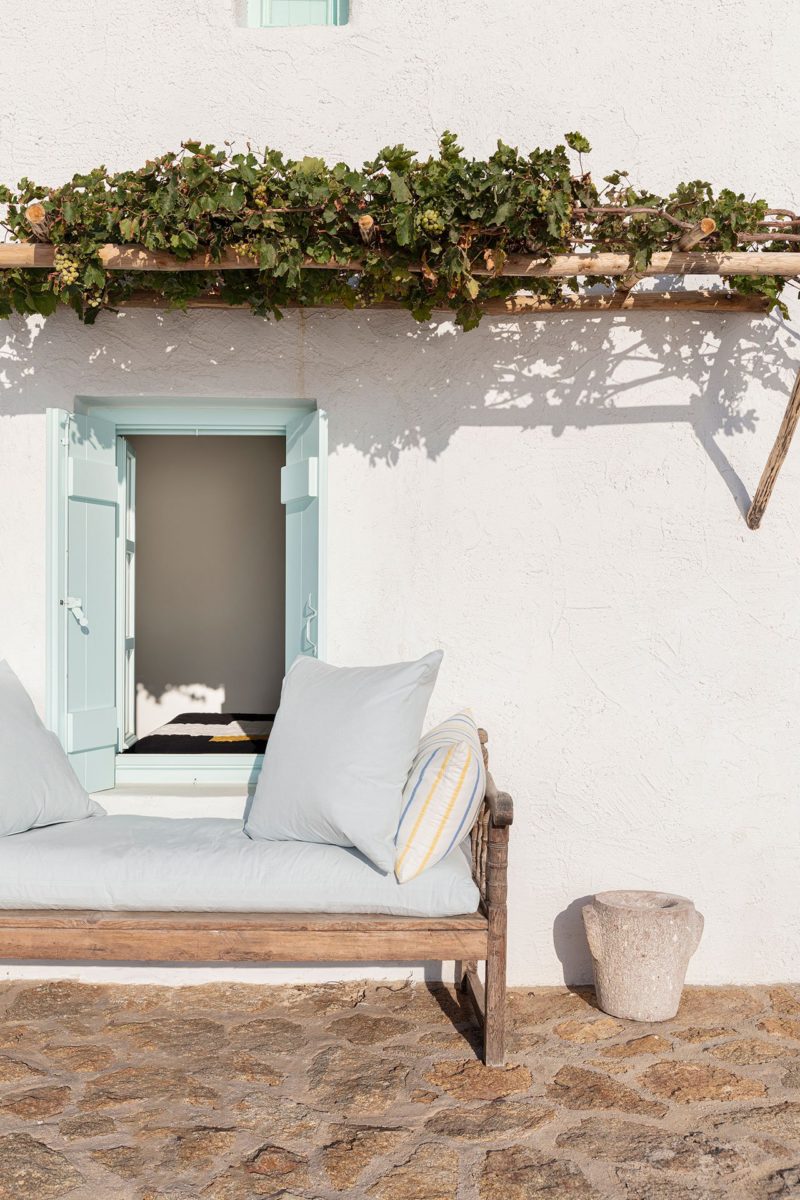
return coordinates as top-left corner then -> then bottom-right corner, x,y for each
395,745 -> 456,876
394,710 -> 486,883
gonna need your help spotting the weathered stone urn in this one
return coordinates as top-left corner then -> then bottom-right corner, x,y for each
582,890 -> 704,1022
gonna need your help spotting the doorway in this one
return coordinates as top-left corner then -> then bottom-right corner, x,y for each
121,435 -> 285,755
46,402 -> 326,791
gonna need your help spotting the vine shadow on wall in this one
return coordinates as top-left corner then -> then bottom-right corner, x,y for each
2,303 -> 798,519
320,304 -> 798,521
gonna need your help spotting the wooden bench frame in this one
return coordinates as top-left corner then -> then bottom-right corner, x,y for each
0,731 -> 513,1065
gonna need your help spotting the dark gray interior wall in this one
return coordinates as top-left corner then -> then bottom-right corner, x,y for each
130,435 -> 285,732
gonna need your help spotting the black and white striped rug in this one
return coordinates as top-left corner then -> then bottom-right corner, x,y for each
123,713 -> 274,754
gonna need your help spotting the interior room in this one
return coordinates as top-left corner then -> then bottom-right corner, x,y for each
123,434 -> 285,754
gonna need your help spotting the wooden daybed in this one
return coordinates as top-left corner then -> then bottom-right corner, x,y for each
0,731 -> 513,1066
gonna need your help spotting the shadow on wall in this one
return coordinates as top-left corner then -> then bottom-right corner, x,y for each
1,303 -> 799,520
553,895 -> 596,987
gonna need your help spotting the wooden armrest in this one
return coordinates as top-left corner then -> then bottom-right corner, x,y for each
485,771 -> 514,828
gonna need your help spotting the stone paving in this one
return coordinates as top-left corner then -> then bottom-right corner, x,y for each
0,980 -> 799,1199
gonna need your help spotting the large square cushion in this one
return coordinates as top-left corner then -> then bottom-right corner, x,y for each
245,651 -> 442,872
0,816 -> 479,917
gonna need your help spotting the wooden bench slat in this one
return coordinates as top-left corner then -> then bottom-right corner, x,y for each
0,926 -> 488,964
0,909 -> 487,931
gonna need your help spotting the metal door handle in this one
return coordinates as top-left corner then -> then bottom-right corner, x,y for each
302,595 -> 317,656
64,597 -> 89,630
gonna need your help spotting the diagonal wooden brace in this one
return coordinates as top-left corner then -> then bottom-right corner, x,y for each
747,365 -> 800,529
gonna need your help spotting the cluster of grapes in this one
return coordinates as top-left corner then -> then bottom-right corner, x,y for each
52,250 -> 81,288
230,241 -> 258,259
252,183 -> 270,211
416,208 -> 446,237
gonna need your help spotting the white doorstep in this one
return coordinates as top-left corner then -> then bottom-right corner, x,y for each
90,783 -> 252,820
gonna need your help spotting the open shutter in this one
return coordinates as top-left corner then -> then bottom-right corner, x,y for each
117,437 -> 136,749
54,410 -> 119,791
247,0 -> 348,26
282,409 -> 327,666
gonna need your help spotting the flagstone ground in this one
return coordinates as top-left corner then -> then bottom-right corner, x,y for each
0,981 -> 798,1198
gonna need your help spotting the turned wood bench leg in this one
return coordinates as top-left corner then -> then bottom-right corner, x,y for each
484,949 -> 506,1066
470,733 -> 514,1067
483,820 -> 509,1066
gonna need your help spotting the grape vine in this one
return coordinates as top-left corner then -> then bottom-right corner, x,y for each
0,132 -> 794,327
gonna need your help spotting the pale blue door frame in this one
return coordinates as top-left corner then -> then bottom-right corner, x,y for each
47,398 -> 327,788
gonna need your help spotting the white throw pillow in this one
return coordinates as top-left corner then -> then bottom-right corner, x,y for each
394,710 -> 487,883
245,651 -> 443,872
0,660 -> 106,837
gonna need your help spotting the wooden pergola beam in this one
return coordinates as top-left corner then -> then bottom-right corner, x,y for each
114,289 -> 769,314
2,243 -> 800,278
746,366 -> 800,528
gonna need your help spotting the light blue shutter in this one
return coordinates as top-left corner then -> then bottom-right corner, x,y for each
247,0 -> 348,25
282,410 -> 327,666
117,437 -> 136,749
61,411 -> 119,791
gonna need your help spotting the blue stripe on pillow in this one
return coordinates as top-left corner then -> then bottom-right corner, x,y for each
395,747 -> 439,837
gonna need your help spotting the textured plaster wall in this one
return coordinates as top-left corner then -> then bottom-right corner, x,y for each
1,0 -> 799,986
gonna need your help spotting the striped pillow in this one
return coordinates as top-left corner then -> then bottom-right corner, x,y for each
394,711 -> 487,883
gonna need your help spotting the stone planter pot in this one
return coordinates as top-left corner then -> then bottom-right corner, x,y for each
582,890 -> 704,1022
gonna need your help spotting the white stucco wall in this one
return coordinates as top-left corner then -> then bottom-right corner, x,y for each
1,0 -> 799,986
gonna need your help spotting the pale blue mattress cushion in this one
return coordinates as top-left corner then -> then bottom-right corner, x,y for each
0,815 -> 480,916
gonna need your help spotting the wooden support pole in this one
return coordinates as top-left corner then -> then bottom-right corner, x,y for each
746,366 -> 800,529
24,203 -> 50,242
2,244 -> 800,278
676,217 -> 717,252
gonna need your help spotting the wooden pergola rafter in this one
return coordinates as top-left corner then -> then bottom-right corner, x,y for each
4,241 -> 800,280
2,239 -> 799,527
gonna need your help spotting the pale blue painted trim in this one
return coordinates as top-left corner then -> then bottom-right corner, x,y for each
245,0 -> 348,25
281,457 -> 318,504
115,436 -> 126,751
116,438 -> 137,750
317,409 -> 329,659
45,409 -> 68,737
80,399 -> 313,435
283,409 -> 325,667
68,706 -> 118,753
115,753 -> 263,786
78,396 -> 315,411
113,424 -> 291,436
78,395 -> 314,409
67,396 -> 327,786
60,410 -> 120,792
